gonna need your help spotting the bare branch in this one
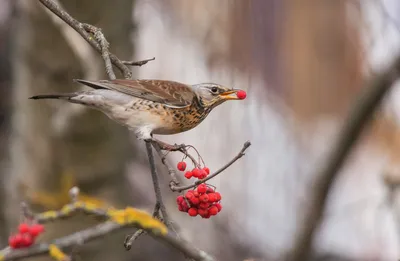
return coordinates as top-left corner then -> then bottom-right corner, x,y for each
151,142 -> 181,188
170,141 -> 251,192
41,0 -> 98,77
37,0 -> 132,79
81,23 -> 115,80
145,141 -> 171,228
286,56 -> 400,261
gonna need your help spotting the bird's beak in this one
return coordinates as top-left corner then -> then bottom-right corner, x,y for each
219,89 -> 245,100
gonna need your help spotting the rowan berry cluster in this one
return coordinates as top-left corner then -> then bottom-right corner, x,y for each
8,223 -> 45,249
176,184 -> 222,219
176,161 -> 210,180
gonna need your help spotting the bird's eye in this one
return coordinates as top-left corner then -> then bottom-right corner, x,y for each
211,87 -> 219,93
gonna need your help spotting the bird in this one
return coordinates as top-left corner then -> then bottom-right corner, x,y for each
29,79 -> 247,141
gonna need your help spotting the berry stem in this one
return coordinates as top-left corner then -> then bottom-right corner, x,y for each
170,141 -> 251,192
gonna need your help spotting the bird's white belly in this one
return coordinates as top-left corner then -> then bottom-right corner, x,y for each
103,105 -> 165,139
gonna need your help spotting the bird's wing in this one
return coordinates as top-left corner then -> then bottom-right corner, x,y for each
75,79 -> 195,107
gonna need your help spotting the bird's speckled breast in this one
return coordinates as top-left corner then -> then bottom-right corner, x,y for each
128,98 -> 211,135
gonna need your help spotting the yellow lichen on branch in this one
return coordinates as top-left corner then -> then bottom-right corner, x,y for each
49,245 -> 69,261
108,207 -> 167,235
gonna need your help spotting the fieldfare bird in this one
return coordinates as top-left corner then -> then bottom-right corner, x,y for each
30,79 -> 246,141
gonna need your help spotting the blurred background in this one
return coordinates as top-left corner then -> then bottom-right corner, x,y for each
1,0 -> 400,260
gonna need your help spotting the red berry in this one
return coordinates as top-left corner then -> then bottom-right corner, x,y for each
18,223 -> 30,234
176,195 -> 184,204
209,206 -> 219,216
8,235 -> 18,249
189,197 -> 200,205
184,171 -> 193,179
188,208 -> 198,217
29,224 -> 44,237
180,200 -> 189,212
197,184 -> 207,194
199,194 -> 209,202
197,208 -> 208,217
208,193 -> 217,202
206,187 -> 215,193
199,202 -> 210,209
236,90 -> 247,100
178,205 -> 184,212
198,170 -> 207,179
193,191 -> 200,197
192,168 -> 201,178
14,234 -> 23,248
203,213 -> 211,219
203,167 -> 210,175
185,191 -> 194,199
215,192 -> 222,201
215,203 -> 222,212
21,234 -> 33,247
180,200 -> 188,208
177,161 -> 187,171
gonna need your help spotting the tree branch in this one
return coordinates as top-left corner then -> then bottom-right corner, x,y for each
81,23 -> 116,80
38,0 -> 154,79
1,221 -> 214,261
286,56 -> 400,261
151,141 -> 180,188
0,196 -> 215,261
145,141 -> 171,228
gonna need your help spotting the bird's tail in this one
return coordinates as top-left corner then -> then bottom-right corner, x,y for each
29,93 -> 76,100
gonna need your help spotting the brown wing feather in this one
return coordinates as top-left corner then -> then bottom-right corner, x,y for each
75,79 -> 195,107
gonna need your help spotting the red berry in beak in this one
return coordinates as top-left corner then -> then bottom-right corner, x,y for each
236,90 -> 246,100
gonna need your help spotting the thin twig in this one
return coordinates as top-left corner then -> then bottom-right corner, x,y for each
124,203 -> 160,250
123,57 -> 156,67
81,24 -> 115,80
37,0 -> 132,79
286,56 -> 400,261
170,141 -> 251,192
151,138 -> 201,168
145,141 -> 171,228
151,141 -> 180,188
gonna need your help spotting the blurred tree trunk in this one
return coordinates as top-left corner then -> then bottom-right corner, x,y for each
282,0 -> 362,122
0,5 -> 12,245
6,1 -> 135,260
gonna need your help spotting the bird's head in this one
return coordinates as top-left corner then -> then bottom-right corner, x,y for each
191,83 -> 246,109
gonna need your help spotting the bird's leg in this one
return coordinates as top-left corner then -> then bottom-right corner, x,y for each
147,137 -> 185,152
